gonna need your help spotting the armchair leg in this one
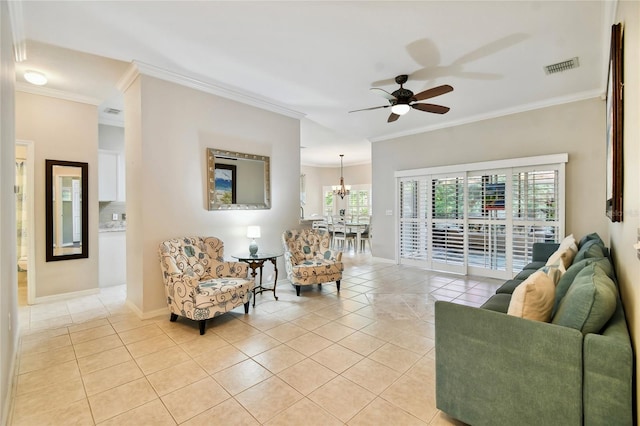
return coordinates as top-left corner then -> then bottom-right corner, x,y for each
244,301 -> 250,314
336,280 -> 341,292
295,285 -> 301,296
170,313 -> 178,322
199,320 -> 206,335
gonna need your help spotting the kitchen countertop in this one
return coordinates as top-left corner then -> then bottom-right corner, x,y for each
99,222 -> 126,233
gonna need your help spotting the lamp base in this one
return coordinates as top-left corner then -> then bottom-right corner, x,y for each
249,240 -> 258,256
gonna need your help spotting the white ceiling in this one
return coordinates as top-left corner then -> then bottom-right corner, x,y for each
13,1 -> 614,167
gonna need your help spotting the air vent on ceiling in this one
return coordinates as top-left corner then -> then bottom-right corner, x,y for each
544,57 -> 580,75
103,107 -> 122,115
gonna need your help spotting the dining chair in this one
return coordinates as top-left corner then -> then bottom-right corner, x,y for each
332,221 -> 356,251
360,222 -> 371,252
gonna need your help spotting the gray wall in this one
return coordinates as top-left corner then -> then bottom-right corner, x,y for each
372,98 -> 608,261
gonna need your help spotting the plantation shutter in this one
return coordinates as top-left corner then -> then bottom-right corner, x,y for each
511,169 -> 560,271
396,155 -> 565,278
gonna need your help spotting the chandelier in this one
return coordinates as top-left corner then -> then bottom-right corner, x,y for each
332,154 -> 351,199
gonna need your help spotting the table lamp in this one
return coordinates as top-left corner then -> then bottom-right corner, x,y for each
247,226 -> 261,256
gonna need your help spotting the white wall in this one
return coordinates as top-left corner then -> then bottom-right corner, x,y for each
610,0 -> 640,412
123,73 -> 301,316
15,92 -> 99,298
301,163 -> 372,217
372,98 -> 608,261
0,1 -> 17,422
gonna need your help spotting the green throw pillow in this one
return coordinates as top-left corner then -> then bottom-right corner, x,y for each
551,263 -> 617,335
578,232 -> 604,248
574,239 -> 607,263
552,258 -> 613,316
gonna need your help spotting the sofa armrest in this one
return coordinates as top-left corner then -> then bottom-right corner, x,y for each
320,250 -> 342,262
164,272 -> 199,289
582,303 -> 633,426
435,301 -> 583,426
532,242 -> 560,262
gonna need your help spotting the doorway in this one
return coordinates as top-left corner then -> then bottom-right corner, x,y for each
16,140 -> 35,305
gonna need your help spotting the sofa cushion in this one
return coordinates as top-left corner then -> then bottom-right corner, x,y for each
507,271 -> 555,322
480,293 -> 512,313
522,261 -> 546,271
495,279 -> 524,295
514,268 -> 537,280
551,263 -> 618,335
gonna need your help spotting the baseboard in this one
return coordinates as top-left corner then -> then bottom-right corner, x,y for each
33,287 -> 100,304
371,256 -> 396,264
124,300 -> 168,320
2,328 -> 20,426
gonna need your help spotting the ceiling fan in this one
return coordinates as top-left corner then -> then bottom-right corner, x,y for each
349,74 -> 453,123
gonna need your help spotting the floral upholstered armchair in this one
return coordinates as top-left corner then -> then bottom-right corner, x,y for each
281,228 -> 343,296
158,237 -> 253,335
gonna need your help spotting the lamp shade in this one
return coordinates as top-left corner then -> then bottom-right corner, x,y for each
247,226 -> 261,239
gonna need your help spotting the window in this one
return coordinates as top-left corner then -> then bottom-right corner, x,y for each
323,184 -> 371,218
323,190 -> 335,216
348,189 -> 370,217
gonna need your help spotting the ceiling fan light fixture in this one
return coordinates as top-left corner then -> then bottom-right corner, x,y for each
391,103 -> 410,115
24,70 -> 48,86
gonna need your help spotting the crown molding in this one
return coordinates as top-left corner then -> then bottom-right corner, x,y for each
16,82 -> 102,106
370,89 -> 602,143
116,60 -> 306,120
8,0 -> 27,62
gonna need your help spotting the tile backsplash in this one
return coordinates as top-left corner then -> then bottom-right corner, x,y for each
99,201 -> 126,229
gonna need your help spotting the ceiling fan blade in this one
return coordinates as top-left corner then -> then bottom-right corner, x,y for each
348,105 -> 390,113
412,84 -> 454,101
370,87 -> 397,101
388,113 -> 400,123
370,77 -> 397,87
412,103 -> 450,114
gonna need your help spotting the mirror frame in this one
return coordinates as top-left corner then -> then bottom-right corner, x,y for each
207,149 -> 271,210
45,159 -> 89,262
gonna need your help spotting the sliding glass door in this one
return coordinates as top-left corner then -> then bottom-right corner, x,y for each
398,158 -> 564,279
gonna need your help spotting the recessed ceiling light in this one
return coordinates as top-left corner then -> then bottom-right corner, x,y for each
24,71 -> 47,86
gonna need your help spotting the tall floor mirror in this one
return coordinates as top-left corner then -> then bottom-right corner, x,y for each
45,159 -> 89,261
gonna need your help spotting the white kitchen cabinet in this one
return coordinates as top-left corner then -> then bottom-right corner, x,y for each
98,150 -> 125,202
99,231 -> 126,287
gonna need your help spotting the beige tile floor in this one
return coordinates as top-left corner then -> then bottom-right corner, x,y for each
9,253 -> 503,425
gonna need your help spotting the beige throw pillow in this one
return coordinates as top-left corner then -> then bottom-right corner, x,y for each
546,246 -> 576,270
507,271 -> 556,322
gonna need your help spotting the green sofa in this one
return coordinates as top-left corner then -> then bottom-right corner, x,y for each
435,234 -> 633,425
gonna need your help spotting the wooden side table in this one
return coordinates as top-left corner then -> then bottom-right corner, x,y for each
232,253 -> 282,307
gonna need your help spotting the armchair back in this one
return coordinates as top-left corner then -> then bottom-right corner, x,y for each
159,236 -> 242,280
282,228 -> 333,264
